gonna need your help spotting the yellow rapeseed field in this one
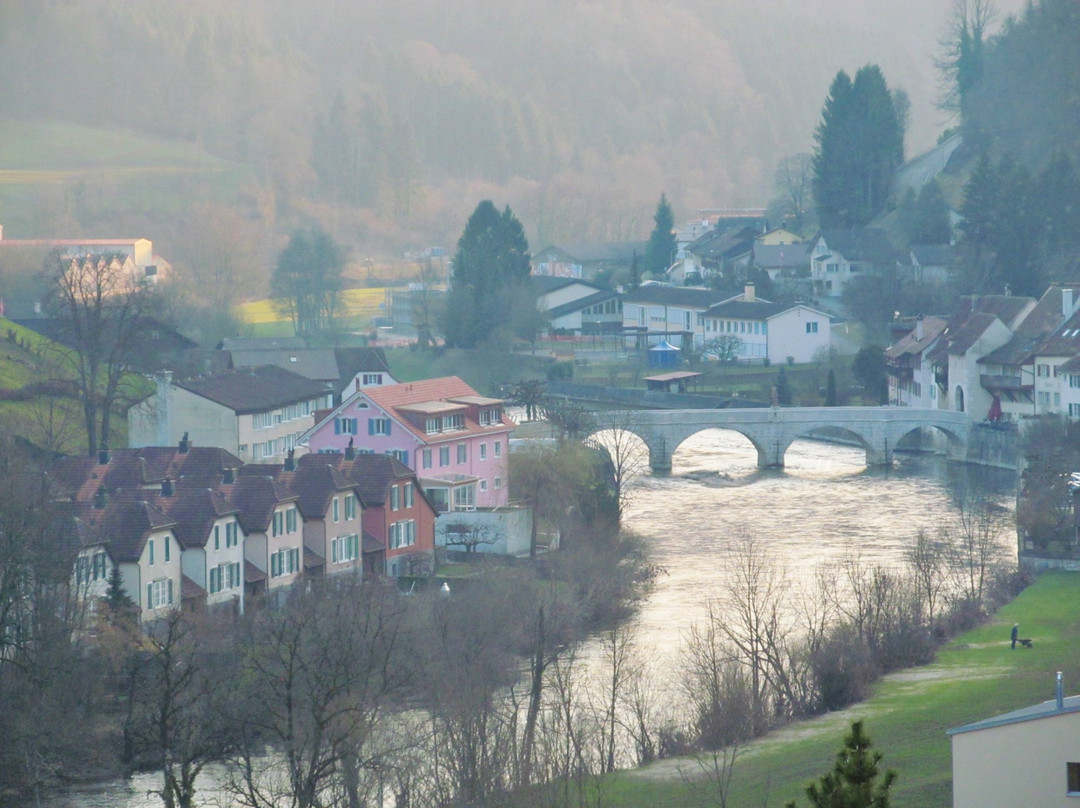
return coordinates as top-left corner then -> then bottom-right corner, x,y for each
236,287 -> 388,327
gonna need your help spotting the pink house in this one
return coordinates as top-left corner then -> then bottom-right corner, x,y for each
301,377 -> 515,511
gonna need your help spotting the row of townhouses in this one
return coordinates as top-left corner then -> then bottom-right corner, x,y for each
58,441 -> 439,625
887,284 -> 1080,422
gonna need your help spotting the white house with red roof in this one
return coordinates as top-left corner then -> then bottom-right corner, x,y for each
300,377 -> 515,511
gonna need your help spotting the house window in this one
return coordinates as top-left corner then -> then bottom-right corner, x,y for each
333,497 -> 340,523
286,507 -> 298,533
425,418 -> 440,434
362,373 -> 382,385
335,417 -> 358,435
404,482 -> 414,507
494,441 -> 502,458
389,520 -> 416,549
331,534 -> 359,563
479,408 -> 503,426
480,443 -> 487,461
439,446 -> 450,466
147,578 -> 173,609
1070,374 -> 1080,388
272,510 -> 284,537
226,521 -> 238,548
93,551 -> 107,581
422,448 -> 432,469
388,449 -> 409,465
209,562 -> 241,593
369,417 -> 391,436
480,479 -> 488,492
164,536 -> 171,563
806,321 -> 818,334
457,444 -> 467,463
344,494 -> 356,521
1068,762 -> 1080,795
494,476 -> 502,490
1071,404 -> 1080,418
148,539 -> 155,566
214,525 -> 220,550
390,485 -> 400,511
1038,364 -> 1051,377
270,547 -> 301,578
443,414 -> 465,431
453,485 -> 476,511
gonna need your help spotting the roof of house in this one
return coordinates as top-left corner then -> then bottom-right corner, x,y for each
219,336 -> 307,351
219,473 -> 299,534
945,311 -> 1001,356
50,445 -> 242,501
225,346 -> 391,387
530,276 -> 608,296
149,482 -> 239,549
534,242 -> 646,264
622,285 -> 729,309
544,290 -> 621,320
1031,308 -> 1080,357
752,242 -> 812,269
75,492 -> 177,564
947,695 -> 1080,736
910,244 -> 955,267
815,229 -> 901,264
363,377 -> 514,440
310,452 -> 436,514
705,299 -> 827,321
174,366 -> 329,414
686,226 -> 758,262
277,458 -> 357,520
885,316 -> 949,359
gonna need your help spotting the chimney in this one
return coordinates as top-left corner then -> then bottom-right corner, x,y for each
284,448 -> 296,472
744,283 -> 756,303
93,485 -> 107,509
98,445 -> 110,465
1057,671 -> 1065,710
178,431 -> 189,454
915,314 -> 924,341
1064,288 -> 1076,318
222,467 -> 236,484
345,437 -> 356,460
161,477 -> 173,497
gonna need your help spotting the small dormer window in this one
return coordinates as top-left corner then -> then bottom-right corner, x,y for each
289,356 -> 298,363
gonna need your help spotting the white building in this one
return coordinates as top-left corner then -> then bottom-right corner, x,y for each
702,286 -> 831,364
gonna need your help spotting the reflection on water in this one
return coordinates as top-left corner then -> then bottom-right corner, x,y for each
43,431 -> 1015,806
623,430 -> 1017,672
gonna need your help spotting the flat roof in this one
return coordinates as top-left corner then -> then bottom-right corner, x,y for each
447,395 -> 503,406
396,401 -> 468,415
644,371 -> 703,382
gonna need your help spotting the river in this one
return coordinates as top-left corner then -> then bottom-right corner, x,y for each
41,432 -> 1015,807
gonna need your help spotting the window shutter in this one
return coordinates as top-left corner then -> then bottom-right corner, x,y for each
334,418 -> 341,435
350,418 -> 358,434
291,548 -> 299,572
147,584 -> 153,609
233,563 -> 240,586
168,578 -> 174,604
271,553 -> 279,577
332,539 -> 339,563
368,418 -> 375,435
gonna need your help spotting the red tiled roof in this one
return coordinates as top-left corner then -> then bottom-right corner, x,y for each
218,474 -> 298,534
362,377 -> 515,443
276,459 -> 355,520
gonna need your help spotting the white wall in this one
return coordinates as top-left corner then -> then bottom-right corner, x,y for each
767,308 -> 830,364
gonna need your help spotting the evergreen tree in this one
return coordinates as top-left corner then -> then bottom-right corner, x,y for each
786,721 -> 897,808
813,66 -> 903,228
445,200 -> 531,348
854,346 -> 889,405
776,366 -> 793,405
826,369 -> 838,406
628,251 -> 642,291
914,180 -> 952,244
644,194 -> 677,276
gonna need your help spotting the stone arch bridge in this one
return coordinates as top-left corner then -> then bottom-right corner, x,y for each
620,407 -> 970,471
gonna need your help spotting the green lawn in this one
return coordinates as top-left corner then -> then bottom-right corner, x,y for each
599,572 -> 1080,807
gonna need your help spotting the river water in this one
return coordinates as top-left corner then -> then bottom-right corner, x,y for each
42,431 -> 1015,807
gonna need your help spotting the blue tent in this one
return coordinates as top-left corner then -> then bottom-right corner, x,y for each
648,339 -> 680,369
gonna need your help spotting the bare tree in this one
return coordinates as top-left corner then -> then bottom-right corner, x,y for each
41,252 -> 162,455
945,495 -> 1009,611
936,0 -> 998,117
589,409 -> 650,523
438,520 -> 500,553
774,153 -> 813,226
678,744 -> 741,808
682,600 -> 754,749
905,528 -> 950,625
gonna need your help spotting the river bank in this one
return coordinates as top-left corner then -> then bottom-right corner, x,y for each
609,570 -> 1080,807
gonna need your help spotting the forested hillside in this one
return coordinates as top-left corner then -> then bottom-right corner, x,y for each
0,0 -> 1024,253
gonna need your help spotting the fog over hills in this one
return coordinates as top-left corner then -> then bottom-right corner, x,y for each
0,0 -> 1026,248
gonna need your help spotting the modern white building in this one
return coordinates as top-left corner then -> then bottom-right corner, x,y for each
702,287 -> 831,364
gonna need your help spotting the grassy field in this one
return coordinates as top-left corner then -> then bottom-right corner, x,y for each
236,287 -> 389,329
0,116 -> 246,233
594,572 -> 1080,807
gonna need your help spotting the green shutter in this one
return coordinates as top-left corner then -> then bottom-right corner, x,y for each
147,583 -> 153,609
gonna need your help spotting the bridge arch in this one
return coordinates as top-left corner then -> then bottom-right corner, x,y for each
659,426 -> 771,471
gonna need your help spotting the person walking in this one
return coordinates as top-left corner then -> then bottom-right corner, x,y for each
1011,623 -> 1019,649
